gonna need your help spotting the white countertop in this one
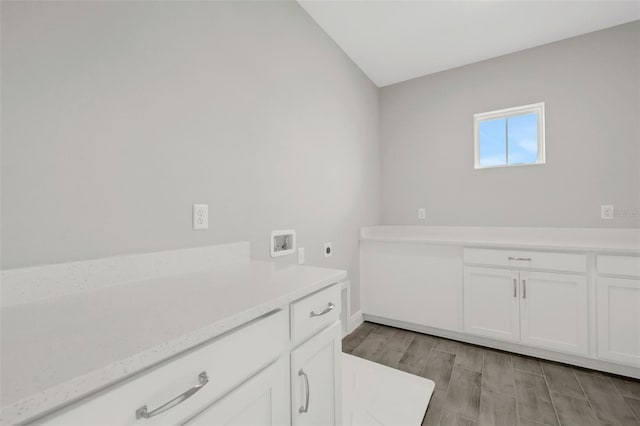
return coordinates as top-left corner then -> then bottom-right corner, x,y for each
0,260 -> 347,424
360,226 -> 640,253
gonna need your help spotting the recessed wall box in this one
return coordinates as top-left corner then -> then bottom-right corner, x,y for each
270,230 -> 296,257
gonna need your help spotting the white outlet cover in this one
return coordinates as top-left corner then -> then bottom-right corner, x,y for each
601,205 -> 614,220
298,248 -> 305,264
324,242 -> 333,258
193,204 -> 209,229
418,208 -> 426,220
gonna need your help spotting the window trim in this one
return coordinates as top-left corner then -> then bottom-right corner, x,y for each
473,102 -> 545,169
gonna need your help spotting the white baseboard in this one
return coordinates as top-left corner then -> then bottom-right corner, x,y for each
348,310 -> 364,334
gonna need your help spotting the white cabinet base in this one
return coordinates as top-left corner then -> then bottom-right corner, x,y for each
361,243 -> 461,332
291,322 -> 342,426
39,312 -> 287,426
185,359 -> 289,426
364,314 -> 640,380
520,272 -> 589,356
597,276 -> 640,366
463,267 -> 520,342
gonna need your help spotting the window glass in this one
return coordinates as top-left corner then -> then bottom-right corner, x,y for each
478,117 -> 507,167
507,113 -> 538,164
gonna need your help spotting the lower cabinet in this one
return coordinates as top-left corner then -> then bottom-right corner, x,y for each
185,359 -> 288,426
35,285 -> 345,426
291,321 -> 342,426
361,242 -> 461,332
597,276 -> 640,366
463,266 -> 589,355
39,311 -> 288,426
463,267 -> 520,342
360,240 -> 640,376
520,271 -> 588,355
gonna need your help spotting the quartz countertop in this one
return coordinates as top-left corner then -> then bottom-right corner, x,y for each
360,226 -> 640,253
0,260 -> 347,425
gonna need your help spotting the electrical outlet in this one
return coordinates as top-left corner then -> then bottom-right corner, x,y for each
418,208 -> 426,220
323,243 -> 333,258
193,204 -> 208,229
298,248 -> 305,264
601,205 -> 614,220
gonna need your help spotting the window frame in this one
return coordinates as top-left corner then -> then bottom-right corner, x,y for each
473,102 -> 545,169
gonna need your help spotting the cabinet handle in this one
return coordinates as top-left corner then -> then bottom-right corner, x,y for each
135,371 -> 209,419
310,302 -> 335,318
513,278 -> 517,298
298,369 -> 310,414
508,257 -> 532,261
522,279 -> 527,299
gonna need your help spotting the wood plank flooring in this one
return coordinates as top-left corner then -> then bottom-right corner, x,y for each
343,322 -> 640,426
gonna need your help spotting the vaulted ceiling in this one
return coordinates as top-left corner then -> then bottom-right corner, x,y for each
298,1 -> 640,87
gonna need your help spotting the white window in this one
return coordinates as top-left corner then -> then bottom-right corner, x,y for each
474,102 -> 545,169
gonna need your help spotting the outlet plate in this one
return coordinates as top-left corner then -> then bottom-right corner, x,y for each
298,248 -> 305,264
418,208 -> 426,220
323,243 -> 333,258
193,204 -> 209,230
601,205 -> 614,220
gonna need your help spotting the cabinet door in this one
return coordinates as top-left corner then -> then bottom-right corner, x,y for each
184,359 -> 289,426
291,322 -> 342,426
361,242 -> 461,331
520,272 -> 588,355
597,276 -> 640,366
463,267 -> 520,342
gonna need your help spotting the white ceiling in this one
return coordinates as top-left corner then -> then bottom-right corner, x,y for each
298,1 -> 640,87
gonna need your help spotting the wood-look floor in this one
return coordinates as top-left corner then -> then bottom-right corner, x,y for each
342,322 -> 640,426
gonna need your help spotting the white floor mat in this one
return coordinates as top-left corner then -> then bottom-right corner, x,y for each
343,353 -> 435,426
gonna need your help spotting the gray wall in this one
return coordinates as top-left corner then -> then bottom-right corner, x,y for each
3,2 -> 638,316
380,21 -> 640,228
1,1 -> 380,312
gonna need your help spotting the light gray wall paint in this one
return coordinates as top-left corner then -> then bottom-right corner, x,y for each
380,21 -> 640,228
1,1 -> 380,312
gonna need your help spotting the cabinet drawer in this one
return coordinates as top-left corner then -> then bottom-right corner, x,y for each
463,248 -> 586,273
40,310 -> 287,425
597,255 -> 640,277
291,284 -> 341,346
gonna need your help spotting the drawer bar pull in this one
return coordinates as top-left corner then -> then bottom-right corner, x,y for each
508,257 -> 532,261
310,302 -> 335,318
135,371 -> 209,419
299,369 -> 310,413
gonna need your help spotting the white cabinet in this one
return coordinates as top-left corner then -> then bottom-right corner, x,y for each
37,283 -> 345,426
291,321 -> 342,426
358,229 -> 640,377
463,248 -> 587,273
463,267 -> 520,342
520,271 -> 588,355
185,359 -> 289,426
361,242 -> 461,331
596,277 -> 640,365
291,284 -> 341,346
40,311 -> 288,426
463,249 -> 589,356
597,255 -> 640,366
289,284 -> 343,426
